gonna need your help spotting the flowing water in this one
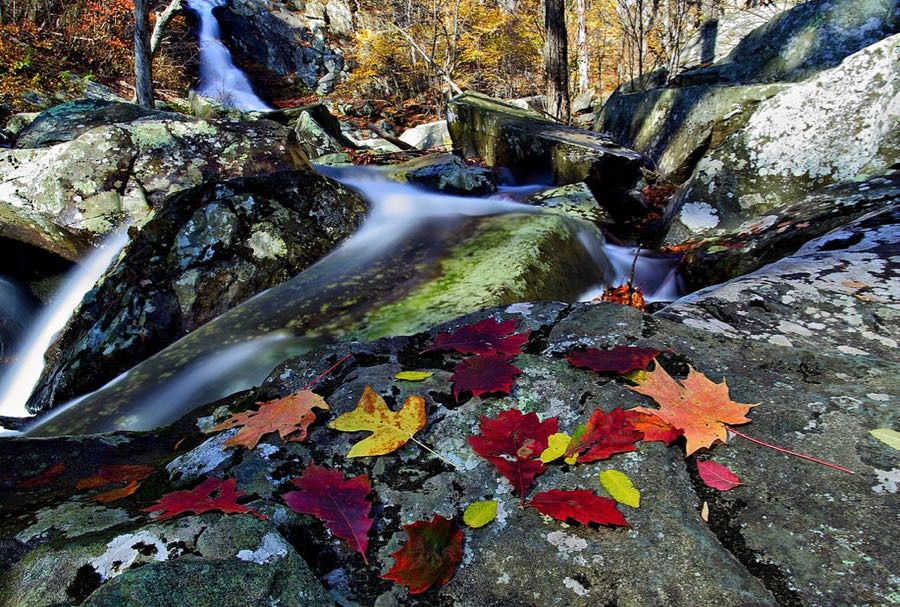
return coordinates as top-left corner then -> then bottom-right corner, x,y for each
22,169 -> 684,437
0,276 -> 34,376
0,232 -> 129,428
187,0 -> 272,111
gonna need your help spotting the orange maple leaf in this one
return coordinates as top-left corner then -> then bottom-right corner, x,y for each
629,364 -> 756,455
212,389 -> 330,450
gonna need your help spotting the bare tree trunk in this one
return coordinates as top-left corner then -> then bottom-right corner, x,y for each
150,0 -> 182,56
575,0 -> 589,93
543,0 -> 570,121
133,0 -> 155,107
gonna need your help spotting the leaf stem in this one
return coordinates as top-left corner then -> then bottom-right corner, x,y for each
301,353 -> 353,391
412,438 -> 458,470
729,428 -> 854,474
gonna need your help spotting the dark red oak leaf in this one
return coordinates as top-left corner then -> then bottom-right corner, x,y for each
468,409 -> 557,503
282,463 -> 374,564
382,515 -> 464,594
530,489 -> 628,527
451,353 -> 522,401
623,409 -> 683,445
143,477 -> 265,521
566,408 -> 643,463
424,317 -> 530,355
566,346 -> 661,375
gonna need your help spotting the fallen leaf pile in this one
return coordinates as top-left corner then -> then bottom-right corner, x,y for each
15,316 -> 866,597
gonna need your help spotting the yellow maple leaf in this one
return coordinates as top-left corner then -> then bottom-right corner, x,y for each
329,386 -> 427,457
629,364 -> 756,455
212,389 -> 329,450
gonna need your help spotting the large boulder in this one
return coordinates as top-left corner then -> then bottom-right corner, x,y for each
215,0 -> 347,94
672,171 -> 899,290
675,0 -> 898,86
0,101 -> 303,248
664,35 -> 899,243
448,92 -> 645,218
596,82 -> 786,180
26,171 -> 368,415
383,153 -> 498,196
26,207 -> 608,433
596,0 -> 898,184
3,201 -> 897,605
399,120 -> 453,151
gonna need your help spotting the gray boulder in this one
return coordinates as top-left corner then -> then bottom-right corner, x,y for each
26,171 -> 367,415
448,92 -> 646,218
398,120 -> 452,151
664,35 -> 899,243
384,153 -> 498,195
0,100 -> 303,247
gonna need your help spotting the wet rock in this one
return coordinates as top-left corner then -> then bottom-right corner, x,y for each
664,35 -> 899,244
399,120 -> 452,151
217,0 -> 347,94
525,182 -> 613,227
384,153 -> 498,196
27,171 -> 367,415
27,210 -> 607,435
3,113 -> 38,137
448,92 -> 646,219
673,172 -> 900,290
3,247 -> 897,605
0,100 -> 302,245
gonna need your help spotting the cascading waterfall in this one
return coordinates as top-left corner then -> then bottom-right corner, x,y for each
188,0 -> 272,111
0,231 -> 129,429
22,168 -> 683,438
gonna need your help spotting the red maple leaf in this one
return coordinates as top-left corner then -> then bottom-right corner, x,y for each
468,409 -> 557,503
143,477 -> 265,521
451,353 -> 522,400
530,489 -> 628,527
565,408 -> 643,463
697,460 -> 742,491
282,463 -> 374,564
623,409 -> 683,445
424,317 -> 530,355
566,346 -> 660,375
382,514 -> 464,594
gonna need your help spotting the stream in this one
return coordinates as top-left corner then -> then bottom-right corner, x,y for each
0,26 -> 682,437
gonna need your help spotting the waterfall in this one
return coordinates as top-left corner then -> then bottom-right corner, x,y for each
188,0 -> 272,111
0,231 -> 129,426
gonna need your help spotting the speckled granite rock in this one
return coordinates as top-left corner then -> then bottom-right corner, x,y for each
2,202 -> 896,605
664,35 -> 899,244
0,100 -> 303,249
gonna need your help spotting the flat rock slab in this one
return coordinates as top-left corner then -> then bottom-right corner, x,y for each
1,199 -> 897,606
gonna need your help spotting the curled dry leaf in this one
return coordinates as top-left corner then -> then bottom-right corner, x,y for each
212,389 -> 329,451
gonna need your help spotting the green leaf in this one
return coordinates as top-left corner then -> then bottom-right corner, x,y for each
599,469 -> 640,508
395,371 -> 434,381
463,500 -> 498,528
869,428 -> 900,451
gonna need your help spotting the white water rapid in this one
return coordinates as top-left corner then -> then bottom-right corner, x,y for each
0,231 -> 129,430
188,0 -> 272,111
